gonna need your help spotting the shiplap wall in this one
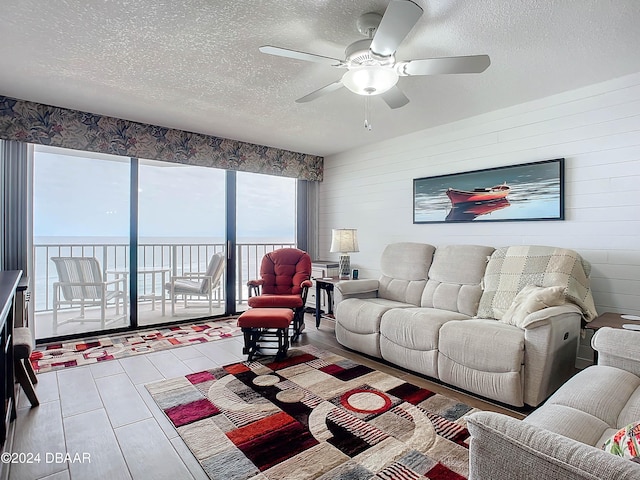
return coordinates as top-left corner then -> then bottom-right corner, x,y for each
319,72 -> 640,366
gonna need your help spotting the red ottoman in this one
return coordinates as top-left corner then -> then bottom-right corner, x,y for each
237,308 -> 294,361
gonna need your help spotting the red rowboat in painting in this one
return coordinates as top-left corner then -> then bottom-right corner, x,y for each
446,183 -> 510,205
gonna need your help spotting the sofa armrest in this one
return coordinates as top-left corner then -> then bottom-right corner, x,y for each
333,279 -> 379,304
467,411 -> 640,480
522,308 -> 582,406
522,304 -> 583,330
592,327 -> 640,376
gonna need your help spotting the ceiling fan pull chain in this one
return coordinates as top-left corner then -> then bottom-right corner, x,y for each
364,96 -> 372,131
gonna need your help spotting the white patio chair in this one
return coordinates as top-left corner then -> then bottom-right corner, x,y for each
51,257 -> 128,334
166,253 -> 225,316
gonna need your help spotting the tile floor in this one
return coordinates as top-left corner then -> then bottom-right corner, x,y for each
7,316 -> 525,480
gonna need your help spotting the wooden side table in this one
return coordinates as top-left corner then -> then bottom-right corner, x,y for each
314,277 -> 341,328
585,312 -> 639,331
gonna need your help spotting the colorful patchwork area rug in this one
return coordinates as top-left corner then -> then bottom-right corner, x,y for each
146,344 -> 477,479
31,317 -> 240,373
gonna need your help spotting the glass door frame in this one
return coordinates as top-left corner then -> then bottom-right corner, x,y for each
34,152 -> 306,343
130,158 -> 233,331
129,158 -> 139,328
225,171 -> 237,315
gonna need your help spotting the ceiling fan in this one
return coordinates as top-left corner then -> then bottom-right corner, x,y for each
259,0 -> 490,113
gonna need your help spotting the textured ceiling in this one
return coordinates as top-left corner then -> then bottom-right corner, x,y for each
1,0 -> 639,157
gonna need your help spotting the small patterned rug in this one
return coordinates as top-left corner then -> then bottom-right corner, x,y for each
30,317 -> 241,373
146,344 -> 476,479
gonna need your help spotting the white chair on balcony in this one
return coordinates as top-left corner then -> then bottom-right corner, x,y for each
51,257 -> 128,335
165,252 -> 225,316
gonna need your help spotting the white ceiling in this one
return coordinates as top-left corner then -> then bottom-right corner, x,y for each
1,0 -> 639,157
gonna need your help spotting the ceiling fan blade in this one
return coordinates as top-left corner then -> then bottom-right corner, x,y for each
259,45 -> 343,66
295,81 -> 345,103
399,55 -> 491,76
370,0 -> 424,58
380,85 -> 410,109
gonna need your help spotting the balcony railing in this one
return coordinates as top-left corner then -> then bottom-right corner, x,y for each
34,241 -> 296,313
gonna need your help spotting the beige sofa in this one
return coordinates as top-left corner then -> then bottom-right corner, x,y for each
467,327 -> 640,480
334,242 -> 596,407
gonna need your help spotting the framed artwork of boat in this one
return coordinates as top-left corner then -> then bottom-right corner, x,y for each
413,158 -> 564,223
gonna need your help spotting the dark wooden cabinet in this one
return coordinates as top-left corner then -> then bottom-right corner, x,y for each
0,271 -> 22,455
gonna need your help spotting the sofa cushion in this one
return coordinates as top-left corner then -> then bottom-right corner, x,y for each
500,285 -> 566,328
440,319 -> 524,372
380,307 -> 469,351
378,276 -> 427,306
380,337 -> 440,378
525,403 -> 612,446
380,242 -> 435,280
335,298 -> 414,335
438,319 -> 525,406
377,242 -> 435,305
335,298 -> 415,359
541,365 -> 640,428
380,308 -> 470,378
421,245 -> 494,316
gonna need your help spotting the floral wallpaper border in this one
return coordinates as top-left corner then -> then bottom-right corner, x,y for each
0,95 -> 323,181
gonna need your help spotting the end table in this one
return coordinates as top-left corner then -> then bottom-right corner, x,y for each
585,312 -> 639,332
314,277 -> 341,328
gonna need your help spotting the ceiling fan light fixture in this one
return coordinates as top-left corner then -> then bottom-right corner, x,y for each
341,66 -> 399,96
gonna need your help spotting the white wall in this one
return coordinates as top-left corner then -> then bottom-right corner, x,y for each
320,72 -> 640,365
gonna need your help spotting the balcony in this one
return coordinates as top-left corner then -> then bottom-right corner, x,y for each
33,241 -> 296,340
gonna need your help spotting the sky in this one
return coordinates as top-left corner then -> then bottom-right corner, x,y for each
33,147 -> 297,242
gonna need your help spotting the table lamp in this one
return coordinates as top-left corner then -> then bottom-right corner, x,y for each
330,228 -> 359,279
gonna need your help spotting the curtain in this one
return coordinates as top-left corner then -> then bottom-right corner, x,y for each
305,180 -> 320,261
0,95 -> 323,181
0,140 -> 32,276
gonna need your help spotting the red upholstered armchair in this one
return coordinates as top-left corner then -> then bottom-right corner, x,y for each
247,248 -> 313,341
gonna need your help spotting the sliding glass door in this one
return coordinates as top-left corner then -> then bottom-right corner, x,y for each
137,159 -> 226,325
33,146 -> 131,339
31,146 -> 300,340
235,172 -> 297,312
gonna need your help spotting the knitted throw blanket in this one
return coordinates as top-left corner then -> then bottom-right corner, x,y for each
477,245 -> 598,322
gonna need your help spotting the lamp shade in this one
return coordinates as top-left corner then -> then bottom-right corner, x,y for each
341,66 -> 399,96
330,229 -> 359,253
